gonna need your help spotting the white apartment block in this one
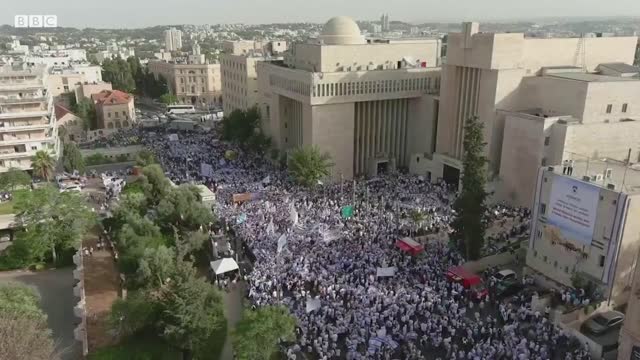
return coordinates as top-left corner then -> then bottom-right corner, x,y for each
411,22 -> 639,190
526,167 -> 640,307
164,27 -> 183,52
48,63 -> 104,97
0,64 -> 60,172
257,16 -> 441,179
221,40 -> 286,114
95,47 -> 135,64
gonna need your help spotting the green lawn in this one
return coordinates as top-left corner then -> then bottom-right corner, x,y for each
0,200 -> 13,215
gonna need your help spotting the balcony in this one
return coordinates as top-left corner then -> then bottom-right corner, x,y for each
0,96 -> 47,105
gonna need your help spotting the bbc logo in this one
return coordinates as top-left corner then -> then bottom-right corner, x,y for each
14,15 -> 58,28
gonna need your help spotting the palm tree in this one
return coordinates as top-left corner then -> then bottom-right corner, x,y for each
31,150 -> 55,181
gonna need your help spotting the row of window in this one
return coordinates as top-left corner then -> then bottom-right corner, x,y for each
180,86 -> 207,94
178,69 -> 207,75
221,59 -> 246,72
106,111 -> 129,119
269,75 -> 310,97
105,121 -> 130,129
179,76 -> 207,84
313,77 -> 439,98
605,103 -> 629,114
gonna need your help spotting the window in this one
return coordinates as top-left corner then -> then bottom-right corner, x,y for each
565,266 -> 569,274
541,158 -> 547,166
533,250 -> 538,258
122,111 -> 126,116
622,103 -> 628,113
544,136 -> 550,146
554,261 -> 558,268
540,203 -> 546,214
107,112 -> 111,118
543,256 -> 548,263
31,146 -> 37,151
606,104 -> 612,114
537,230 -> 542,238
599,255 -> 605,267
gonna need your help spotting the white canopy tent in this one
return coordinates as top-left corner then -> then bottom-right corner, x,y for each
209,258 -> 239,275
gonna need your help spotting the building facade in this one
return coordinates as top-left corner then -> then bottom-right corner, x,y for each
0,64 -> 60,172
257,16 -> 442,179
413,22 -> 638,188
164,27 -> 183,52
618,260 -> 640,360
221,41 -> 286,114
498,66 -> 640,206
48,63 -> 104,97
526,167 -> 640,307
91,90 -> 136,129
148,60 -> 222,108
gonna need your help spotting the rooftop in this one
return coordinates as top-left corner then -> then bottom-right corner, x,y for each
597,62 -> 640,75
549,159 -> 640,195
91,90 -> 132,105
547,72 -> 639,82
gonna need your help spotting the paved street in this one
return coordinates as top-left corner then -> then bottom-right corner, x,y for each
0,268 -> 80,360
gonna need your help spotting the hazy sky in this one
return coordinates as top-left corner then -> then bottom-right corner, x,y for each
3,0 -> 640,28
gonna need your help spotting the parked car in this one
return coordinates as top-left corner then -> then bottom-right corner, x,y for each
582,311 -> 624,335
495,279 -> 524,299
493,269 -> 517,283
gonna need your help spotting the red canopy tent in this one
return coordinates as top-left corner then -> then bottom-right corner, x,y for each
395,237 -> 424,256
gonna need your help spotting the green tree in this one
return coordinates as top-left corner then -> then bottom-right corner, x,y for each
159,93 -> 178,105
220,107 -> 260,144
102,57 -> 136,93
30,150 -> 55,182
450,116 -> 489,260
155,259 -> 225,360
109,291 -> 160,338
13,186 -> 96,264
287,146 -> 334,187
72,98 -> 97,131
156,185 -> 214,234
0,283 -> 59,360
135,149 -> 156,167
0,168 -> 31,192
62,143 -> 85,173
232,305 -> 297,360
139,164 -> 172,206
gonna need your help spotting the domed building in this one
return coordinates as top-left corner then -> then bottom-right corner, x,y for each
256,16 -> 442,180
319,16 -> 366,45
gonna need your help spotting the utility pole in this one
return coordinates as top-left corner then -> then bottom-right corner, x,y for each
352,180 -> 356,206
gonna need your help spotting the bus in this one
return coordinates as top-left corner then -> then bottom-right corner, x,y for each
166,104 -> 196,114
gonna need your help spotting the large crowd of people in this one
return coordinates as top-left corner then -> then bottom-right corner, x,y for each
101,126 -> 591,360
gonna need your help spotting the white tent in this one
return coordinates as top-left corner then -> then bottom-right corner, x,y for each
209,258 -> 239,275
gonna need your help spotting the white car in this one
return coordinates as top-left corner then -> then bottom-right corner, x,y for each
493,269 -> 517,283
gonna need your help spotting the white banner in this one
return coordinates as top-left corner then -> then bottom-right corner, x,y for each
200,163 -> 213,178
277,234 -> 287,254
548,176 -> 599,245
168,134 -> 179,141
305,298 -> 321,313
376,267 -> 397,277
289,204 -> 299,226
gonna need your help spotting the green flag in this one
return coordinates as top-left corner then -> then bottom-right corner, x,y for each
341,205 -> 354,219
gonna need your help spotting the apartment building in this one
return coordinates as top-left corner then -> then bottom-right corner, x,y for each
498,65 -> 640,206
221,40 -> 285,114
526,167 -> 640,307
48,63 -> 104,97
411,22 -> 638,189
164,27 -> 183,52
0,64 -> 60,172
91,90 -> 136,129
148,59 -> 221,108
257,16 -> 442,179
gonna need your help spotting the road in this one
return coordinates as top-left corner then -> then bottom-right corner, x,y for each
220,282 -> 246,360
0,268 -> 80,360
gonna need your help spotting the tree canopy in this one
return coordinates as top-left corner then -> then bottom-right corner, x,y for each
0,283 -> 59,360
12,185 -> 96,265
451,116 -> 489,260
232,305 -> 297,360
102,57 -> 136,93
72,98 -> 97,131
30,150 -> 55,182
62,142 -> 86,173
0,168 -> 31,192
287,146 -> 334,187
221,107 -> 260,144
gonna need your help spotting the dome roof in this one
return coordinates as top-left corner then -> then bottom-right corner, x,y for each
320,16 -> 366,45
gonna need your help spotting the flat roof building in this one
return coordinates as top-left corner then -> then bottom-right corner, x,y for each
148,59 -> 221,109
221,40 -> 285,114
257,16 -> 442,179
412,22 -> 638,188
0,64 -> 60,172
526,166 -> 640,307
498,65 -> 640,206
